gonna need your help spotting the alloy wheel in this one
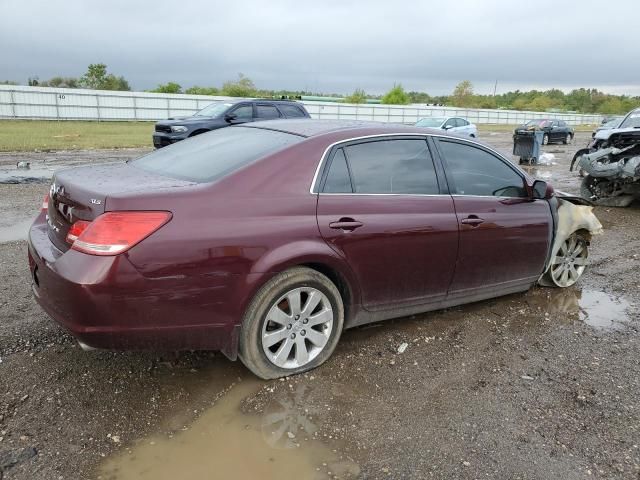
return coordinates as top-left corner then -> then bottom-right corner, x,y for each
550,233 -> 588,287
261,287 -> 333,369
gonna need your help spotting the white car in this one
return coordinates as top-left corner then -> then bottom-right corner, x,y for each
415,117 -> 478,138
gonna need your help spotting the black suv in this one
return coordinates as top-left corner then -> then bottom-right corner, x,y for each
153,99 -> 310,148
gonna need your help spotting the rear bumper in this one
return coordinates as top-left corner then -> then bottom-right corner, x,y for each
28,219 -> 241,356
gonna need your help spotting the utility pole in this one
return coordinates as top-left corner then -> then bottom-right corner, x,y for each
493,79 -> 498,97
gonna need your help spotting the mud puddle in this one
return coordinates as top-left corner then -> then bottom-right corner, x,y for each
98,379 -> 359,480
528,288 -> 633,330
578,290 -> 632,330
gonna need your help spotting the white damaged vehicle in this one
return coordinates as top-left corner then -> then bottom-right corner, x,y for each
572,108 -> 640,207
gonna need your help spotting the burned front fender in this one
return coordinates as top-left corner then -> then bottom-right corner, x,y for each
538,198 -> 603,287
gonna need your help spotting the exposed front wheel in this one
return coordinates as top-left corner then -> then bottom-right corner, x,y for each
239,267 -> 344,379
543,232 -> 589,288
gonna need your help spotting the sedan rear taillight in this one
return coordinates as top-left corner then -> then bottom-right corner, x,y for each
68,211 -> 172,256
42,194 -> 49,211
66,220 -> 90,244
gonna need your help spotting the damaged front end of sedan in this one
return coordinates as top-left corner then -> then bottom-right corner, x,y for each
539,195 -> 603,288
571,121 -> 640,207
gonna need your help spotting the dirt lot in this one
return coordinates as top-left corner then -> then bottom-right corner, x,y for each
0,132 -> 639,479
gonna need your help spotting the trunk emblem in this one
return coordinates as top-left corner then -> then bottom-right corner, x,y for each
90,199 -> 102,205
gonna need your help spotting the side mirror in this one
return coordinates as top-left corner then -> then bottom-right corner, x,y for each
443,125 -> 453,130
532,180 -> 552,199
224,113 -> 237,123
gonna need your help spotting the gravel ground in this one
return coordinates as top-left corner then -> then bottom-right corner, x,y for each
0,133 -> 639,479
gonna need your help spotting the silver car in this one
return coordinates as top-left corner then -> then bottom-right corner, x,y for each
415,116 -> 478,138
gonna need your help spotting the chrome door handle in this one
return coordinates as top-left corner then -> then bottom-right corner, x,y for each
460,215 -> 484,226
329,218 -> 363,231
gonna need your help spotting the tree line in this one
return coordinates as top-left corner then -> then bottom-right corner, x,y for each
3,66 -> 639,115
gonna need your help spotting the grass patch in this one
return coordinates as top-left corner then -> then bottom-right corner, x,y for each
0,120 -> 598,152
0,120 -> 154,151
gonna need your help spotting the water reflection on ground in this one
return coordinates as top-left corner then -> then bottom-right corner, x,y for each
527,287 -> 633,331
98,380 -> 359,480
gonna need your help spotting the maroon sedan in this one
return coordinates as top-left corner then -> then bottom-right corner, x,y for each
28,120 -> 597,379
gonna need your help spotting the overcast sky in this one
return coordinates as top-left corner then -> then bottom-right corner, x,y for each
2,0 -> 639,96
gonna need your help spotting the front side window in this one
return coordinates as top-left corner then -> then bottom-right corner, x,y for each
255,104 -> 281,119
330,139 -> 439,194
443,118 -> 456,128
438,140 -> 527,198
230,104 -> 253,120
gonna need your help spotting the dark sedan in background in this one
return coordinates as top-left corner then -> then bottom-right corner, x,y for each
515,119 -> 574,145
152,99 -> 310,148
29,120 -> 599,379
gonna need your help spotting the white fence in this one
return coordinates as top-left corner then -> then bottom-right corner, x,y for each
0,85 -> 604,125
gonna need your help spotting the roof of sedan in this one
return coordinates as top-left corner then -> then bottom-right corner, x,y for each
241,119 -> 440,138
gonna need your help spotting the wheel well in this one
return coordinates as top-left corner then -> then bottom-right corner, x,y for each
189,129 -> 209,137
574,228 -> 592,244
301,262 -> 352,321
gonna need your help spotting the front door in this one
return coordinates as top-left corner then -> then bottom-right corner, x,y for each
316,137 -> 459,310
434,138 -> 552,298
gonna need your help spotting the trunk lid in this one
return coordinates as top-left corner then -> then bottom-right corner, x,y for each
47,163 -> 194,252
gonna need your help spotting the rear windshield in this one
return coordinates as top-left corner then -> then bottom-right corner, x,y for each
132,127 -> 303,183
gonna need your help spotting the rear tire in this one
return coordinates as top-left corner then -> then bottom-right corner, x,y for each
542,133 -> 549,145
239,267 -> 344,379
563,133 -> 571,144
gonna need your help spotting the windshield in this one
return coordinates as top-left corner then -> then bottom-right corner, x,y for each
525,119 -> 551,127
415,117 -> 445,127
132,126 -> 303,183
619,111 -> 640,129
194,102 -> 233,117
603,118 -> 622,128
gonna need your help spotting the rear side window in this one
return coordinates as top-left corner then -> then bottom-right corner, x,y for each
132,127 -> 302,183
438,140 -> 526,197
332,139 -> 438,194
255,104 -> 281,119
323,149 -> 353,193
279,104 -> 307,118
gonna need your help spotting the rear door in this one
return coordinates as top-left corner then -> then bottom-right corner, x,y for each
434,138 -> 552,299
316,137 -> 459,310
549,120 -> 563,142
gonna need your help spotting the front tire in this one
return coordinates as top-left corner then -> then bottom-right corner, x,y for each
239,267 -> 344,379
542,232 -> 589,288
